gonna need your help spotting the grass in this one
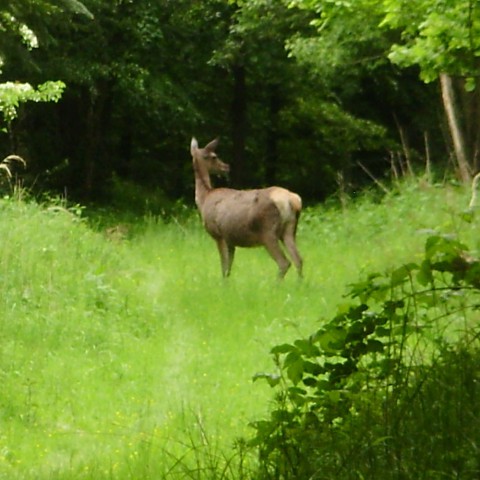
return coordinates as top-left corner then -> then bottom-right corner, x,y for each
0,181 -> 479,479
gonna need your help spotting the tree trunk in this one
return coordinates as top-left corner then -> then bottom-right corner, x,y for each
231,64 -> 247,187
83,81 -> 113,199
460,78 -> 480,173
265,85 -> 281,185
84,92 -> 97,196
440,73 -> 471,182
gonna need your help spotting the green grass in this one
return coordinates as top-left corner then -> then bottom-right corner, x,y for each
0,181 -> 479,478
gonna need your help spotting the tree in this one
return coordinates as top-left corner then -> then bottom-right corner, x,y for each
282,0 -> 436,187
211,0 -> 316,187
0,1 -> 79,154
3,0 -> 232,200
382,0 -> 480,179
212,0 -> 395,198
0,0 -> 465,206
0,0 -> 92,65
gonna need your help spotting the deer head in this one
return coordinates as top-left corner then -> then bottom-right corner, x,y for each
190,137 -> 229,177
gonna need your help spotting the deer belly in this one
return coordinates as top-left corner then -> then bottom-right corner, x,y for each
228,232 -> 261,247
204,218 -> 262,247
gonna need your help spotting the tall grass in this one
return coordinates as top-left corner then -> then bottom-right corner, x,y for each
0,181 -> 478,479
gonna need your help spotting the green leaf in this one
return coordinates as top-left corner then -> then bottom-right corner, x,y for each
390,263 -> 418,286
271,343 -> 296,355
425,235 -> 466,262
287,356 -> 305,386
375,326 -> 392,337
316,326 -> 347,353
253,372 -> 281,387
325,390 -> 342,404
284,350 -> 302,367
366,339 -> 384,353
287,386 -> 308,406
347,321 -> 364,340
415,291 -> 437,307
294,338 -> 320,357
347,304 -> 368,321
303,361 -> 324,376
417,259 -> 433,286
465,77 -> 476,92
283,351 -> 306,385
303,377 -> 318,387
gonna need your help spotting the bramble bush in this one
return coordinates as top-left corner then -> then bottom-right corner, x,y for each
252,233 -> 480,479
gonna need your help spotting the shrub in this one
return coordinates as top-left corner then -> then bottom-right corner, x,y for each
252,234 -> 480,479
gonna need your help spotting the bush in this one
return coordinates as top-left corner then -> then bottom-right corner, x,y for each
252,233 -> 480,479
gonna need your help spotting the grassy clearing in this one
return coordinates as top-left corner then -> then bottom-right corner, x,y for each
0,182 -> 478,478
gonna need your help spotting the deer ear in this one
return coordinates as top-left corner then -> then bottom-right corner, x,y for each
204,138 -> 219,152
190,137 -> 199,155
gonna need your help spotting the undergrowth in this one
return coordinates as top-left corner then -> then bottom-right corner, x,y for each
252,234 -> 480,479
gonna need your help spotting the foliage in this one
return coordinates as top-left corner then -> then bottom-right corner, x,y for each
0,0 -> 92,68
283,0 -> 442,190
288,0 -> 389,79
252,233 -> 480,479
0,11 -> 38,54
0,80 -> 65,125
382,0 -> 480,84
0,0 -> 443,202
380,0 -> 480,180
0,0 -> 476,201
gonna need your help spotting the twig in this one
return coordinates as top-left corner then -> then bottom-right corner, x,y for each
390,151 -> 399,181
424,131 -> 432,182
357,161 -> 390,194
393,114 -> 414,177
468,171 -> 480,209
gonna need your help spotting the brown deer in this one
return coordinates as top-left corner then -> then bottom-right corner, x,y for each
190,137 -> 303,278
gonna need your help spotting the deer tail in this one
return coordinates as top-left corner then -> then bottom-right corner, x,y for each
289,192 -> 302,215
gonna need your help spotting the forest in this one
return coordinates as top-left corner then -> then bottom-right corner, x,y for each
2,1 -> 480,480
1,0 -> 479,207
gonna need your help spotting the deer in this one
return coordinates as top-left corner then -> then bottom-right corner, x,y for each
190,137 -> 303,279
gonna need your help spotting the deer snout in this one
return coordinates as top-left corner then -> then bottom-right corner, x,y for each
216,160 -> 230,176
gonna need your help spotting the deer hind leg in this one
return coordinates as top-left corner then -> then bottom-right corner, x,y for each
263,235 -> 291,279
216,239 -> 235,277
282,223 -> 303,277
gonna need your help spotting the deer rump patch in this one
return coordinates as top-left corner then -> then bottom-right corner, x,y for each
268,187 -> 301,224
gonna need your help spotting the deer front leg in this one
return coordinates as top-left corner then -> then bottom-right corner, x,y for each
216,239 -> 235,277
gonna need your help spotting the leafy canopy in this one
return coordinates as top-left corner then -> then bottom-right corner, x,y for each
382,0 -> 480,85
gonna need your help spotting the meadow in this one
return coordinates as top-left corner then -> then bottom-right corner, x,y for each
0,181 -> 478,479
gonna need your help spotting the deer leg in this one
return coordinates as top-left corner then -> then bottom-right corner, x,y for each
283,225 -> 303,277
216,239 -> 235,277
226,244 -> 235,276
263,236 -> 291,279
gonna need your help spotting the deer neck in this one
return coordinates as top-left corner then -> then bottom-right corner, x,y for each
193,160 -> 213,209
